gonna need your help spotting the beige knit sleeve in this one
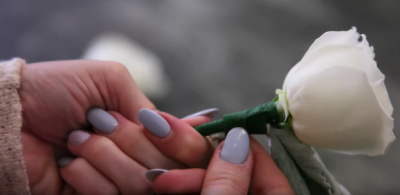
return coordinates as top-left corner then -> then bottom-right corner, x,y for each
0,59 -> 30,195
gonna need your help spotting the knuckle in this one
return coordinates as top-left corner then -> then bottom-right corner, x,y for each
105,61 -> 129,74
101,61 -> 137,87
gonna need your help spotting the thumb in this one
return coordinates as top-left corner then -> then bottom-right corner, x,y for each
150,127 -> 253,195
201,127 -> 253,195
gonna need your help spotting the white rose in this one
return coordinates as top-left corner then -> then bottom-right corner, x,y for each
279,27 -> 395,156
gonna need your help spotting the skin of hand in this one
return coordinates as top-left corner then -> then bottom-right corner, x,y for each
18,60 -> 168,195
151,129 -> 295,195
58,111 -> 293,195
58,110 -> 217,195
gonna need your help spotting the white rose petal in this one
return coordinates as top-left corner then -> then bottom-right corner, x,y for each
282,27 -> 395,156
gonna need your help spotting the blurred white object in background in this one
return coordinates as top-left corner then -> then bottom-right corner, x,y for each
82,32 -> 170,100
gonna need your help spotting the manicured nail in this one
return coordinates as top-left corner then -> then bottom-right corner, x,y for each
182,108 -> 219,119
220,127 -> 249,164
57,156 -> 75,167
87,108 -> 118,134
68,130 -> 90,146
138,108 -> 171,138
145,169 -> 169,181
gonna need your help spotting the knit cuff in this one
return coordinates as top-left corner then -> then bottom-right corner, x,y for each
0,58 -> 30,194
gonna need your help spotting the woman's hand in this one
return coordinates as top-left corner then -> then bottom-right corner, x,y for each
19,60 -> 153,194
58,109 -> 216,195
20,60 -> 218,194
151,128 -> 294,195
19,60 -> 155,145
58,108 -> 293,195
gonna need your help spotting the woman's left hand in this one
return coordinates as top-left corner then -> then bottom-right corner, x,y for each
18,60 -> 212,194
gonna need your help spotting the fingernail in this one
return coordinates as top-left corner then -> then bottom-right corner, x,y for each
87,108 -> 118,134
182,108 -> 219,119
138,108 -> 171,138
57,156 -> 75,167
145,169 -> 169,181
220,127 -> 249,164
68,130 -> 90,146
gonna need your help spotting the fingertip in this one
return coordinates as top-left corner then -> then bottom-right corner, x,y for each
139,109 -> 171,138
145,169 -> 169,182
181,108 -> 219,119
59,157 -> 83,179
200,128 -> 253,195
157,112 -> 202,138
68,130 -> 91,146
86,108 -> 118,134
220,127 -> 250,165
142,111 -> 214,168
181,115 -> 212,127
57,156 -> 76,168
157,111 -> 181,124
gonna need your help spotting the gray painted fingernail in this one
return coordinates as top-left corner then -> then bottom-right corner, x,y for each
220,127 -> 250,164
68,130 -> 90,146
87,108 -> 118,134
145,169 -> 169,181
182,108 -> 219,119
57,156 -> 75,167
138,108 -> 171,138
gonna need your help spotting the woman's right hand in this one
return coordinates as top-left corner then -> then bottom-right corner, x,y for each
58,109 -> 217,195
58,107 -> 292,195
151,127 -> 294,195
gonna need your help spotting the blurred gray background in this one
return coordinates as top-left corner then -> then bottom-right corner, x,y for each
1,0 -> 399,194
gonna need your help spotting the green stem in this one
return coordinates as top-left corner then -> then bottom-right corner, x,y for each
194,101 -> 282,136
